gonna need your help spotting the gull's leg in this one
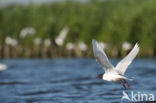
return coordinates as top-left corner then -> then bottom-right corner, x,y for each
119,79 -> 126,89
123,79 -> 130,88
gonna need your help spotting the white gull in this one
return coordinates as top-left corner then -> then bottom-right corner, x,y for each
92,40 -> 139,88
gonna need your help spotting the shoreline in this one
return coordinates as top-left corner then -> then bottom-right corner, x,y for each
0,44 -> 155,59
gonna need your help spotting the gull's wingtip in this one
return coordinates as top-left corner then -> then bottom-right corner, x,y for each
136,42 -> 139,46
134,42 -> 139,49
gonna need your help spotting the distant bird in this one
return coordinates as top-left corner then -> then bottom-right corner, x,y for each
20,27 -> 35,39
92,40 -> 139,88
5,37 -> 18,46
55,27 -> 69,46
0,63 -> 7,71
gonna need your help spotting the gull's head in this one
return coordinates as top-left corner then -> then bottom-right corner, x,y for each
96,73 -> 103,79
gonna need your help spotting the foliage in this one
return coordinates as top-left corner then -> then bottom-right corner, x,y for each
0,0 -> 156,50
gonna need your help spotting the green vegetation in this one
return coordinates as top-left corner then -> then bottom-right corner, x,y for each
0,0 -> 156,57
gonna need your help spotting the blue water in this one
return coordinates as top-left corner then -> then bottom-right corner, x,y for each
0,59 -> 156,103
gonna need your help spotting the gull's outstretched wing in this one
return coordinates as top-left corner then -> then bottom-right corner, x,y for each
115,43 -> 139,75
92,40 -> 114,72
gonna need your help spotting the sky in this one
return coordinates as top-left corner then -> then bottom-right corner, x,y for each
0,0 -> 89,7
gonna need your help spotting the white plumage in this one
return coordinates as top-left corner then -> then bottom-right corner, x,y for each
0,63 -> 7,71
92,40 -> 139,88
115,43 -> 139,75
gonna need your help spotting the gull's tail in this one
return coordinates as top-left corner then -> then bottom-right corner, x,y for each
120,75 -> 133,81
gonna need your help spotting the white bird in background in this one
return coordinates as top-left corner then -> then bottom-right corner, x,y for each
0,63 -> 7,71
55,27 -> 69,46
92,40 -> 139,88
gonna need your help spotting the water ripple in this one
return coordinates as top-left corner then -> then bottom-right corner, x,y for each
0,59 -> 155,103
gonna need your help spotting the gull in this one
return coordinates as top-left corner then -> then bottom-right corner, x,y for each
92,40 -> 139,88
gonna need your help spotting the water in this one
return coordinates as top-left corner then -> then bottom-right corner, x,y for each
0,59 -> 156,103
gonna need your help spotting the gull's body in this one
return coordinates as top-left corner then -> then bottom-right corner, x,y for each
103,71 -> 125,82
92,40 -> 139,88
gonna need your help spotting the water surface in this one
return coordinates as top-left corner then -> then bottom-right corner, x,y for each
0,59 -> 156,103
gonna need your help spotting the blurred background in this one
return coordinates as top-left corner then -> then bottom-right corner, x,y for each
0,0 -> 156,59
0,0 -> 156,103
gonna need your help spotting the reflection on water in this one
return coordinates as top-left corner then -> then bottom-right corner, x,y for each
0,59 -> 156,103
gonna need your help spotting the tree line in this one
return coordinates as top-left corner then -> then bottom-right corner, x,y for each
0,0 -> 156,58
